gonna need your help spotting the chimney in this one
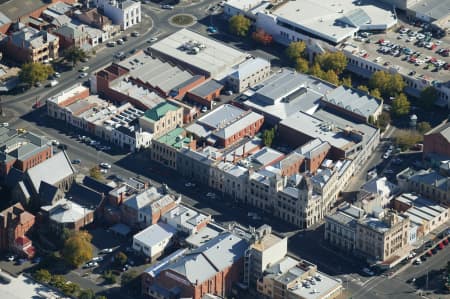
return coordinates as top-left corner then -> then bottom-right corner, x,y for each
233,151 -> 236,163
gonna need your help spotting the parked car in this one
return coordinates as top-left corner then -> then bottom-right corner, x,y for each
147,37 -> 158,43
71,159 -> 81,164
79,72 -> 88,78
207,26 -> 217,34
131,31 -> 140,37
161,4 -> 173,9
99,248 -> 113,254
362,268 -> 375,276
84,261 -> 98,268
91,256 -> 103,262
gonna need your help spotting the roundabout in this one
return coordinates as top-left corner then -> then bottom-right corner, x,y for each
169,14 -> 197,27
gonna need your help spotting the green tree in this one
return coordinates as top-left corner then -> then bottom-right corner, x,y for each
64,47 -> 88,66
50,275 -> 67,289
417,121 -> 431,134
369,71 -> 389,94
387,74 -> 406,97
114,251 -> 128,267
315,52 -> 347,75
370,88 -> 382,100
79,289 -> 95,299
61,282 -> 80,296
19,62 -> 54,86
102,270 -> 117,284
263,128 -> 275,147
62,231 -> 93,268
392,93 -> 410,116
341,76 -> 352,87
90,166 -> 103,180
357,85 -> 369,92
228,15 -> 251,37
394,129 -> 423,150
321,70 -> 339,85
295,57 -> 309,73
95,296 -> 107,299
419,86 -> 438,110
121,270 -> 139,288
285,41 -> 306,61
33,269 -> 52,283
376,111 -> 391,131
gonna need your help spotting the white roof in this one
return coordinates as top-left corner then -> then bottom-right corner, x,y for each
225,0 -> 265,11
150,29 -> 247,78
46,199 -> 93,224
47,83 -> 88,105
361,177 -> 397,198
0,273 -> 69,299
133,222 -> 176,247
269,0 -> 397,44
230,57 -> 270,79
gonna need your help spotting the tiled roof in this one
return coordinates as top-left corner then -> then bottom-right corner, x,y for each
144,102 -> 179,122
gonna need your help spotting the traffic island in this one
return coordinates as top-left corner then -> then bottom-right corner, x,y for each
169,14 -> 196,27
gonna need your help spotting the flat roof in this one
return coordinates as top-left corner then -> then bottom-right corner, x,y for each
198,104 -> 246,129
110,80 -> 165,109
189,80 -> 223,98
280,111 -> 355,150
0,273 -> 69,299
185,224 -> 223,248
230,57 -> 270,79
48,83 -> 88,105
150,28 -> 247,78
156,127 -> 192,149
242,69 -> 334,121
249,147 -> 284,166
409,0 -> 450,22
225,0 -> 264,11
269,0 -> 397,44
133,222 -> 176,247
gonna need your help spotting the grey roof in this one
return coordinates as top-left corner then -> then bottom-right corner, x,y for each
198,104 -> 246,129
47,1 -> 73,15
9,27 -> 58,50
212,111 -> 263,140
117,52 -> 196,94
250,147 -> 284,166
171,232 -> 248,283
243,69 -> 334,121
230,57 -> 270,79
150,28 -> 247,78
26,151 -> 75,194
133,222 -> 176,247
46,199 -> 93,224
38,181 -> 60,206
0,0 -> 47,20
188,80 -> 223,98
0,12 -> 11,26
123,187 -> 165,210
327,211 -> 357,226
185,224 -> 224,248
323,86 -> 382,119
408,169 -> 449,192
409,0 -> 450,22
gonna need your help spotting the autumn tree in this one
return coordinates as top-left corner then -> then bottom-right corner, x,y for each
252,28 -> 273,45
295,58 -> 309,73
286,41 -> 306,61
309,63 -> 323,78
419,86 -> 438,110
89,166 -> 103,180
229,15 -> 251,37
357,85 -> 369,92
370,88 -> 382,100
394,129 -> 423,150
417,121 -> 431,134
341,76 -> 352,87
62,231 -> 93,268
19,62 -> 54,86
391,93 -> 410,116
315,51 -> 347,75
369,71 -> 405,98
321,70 -> 339,85
114,251 -> 128,267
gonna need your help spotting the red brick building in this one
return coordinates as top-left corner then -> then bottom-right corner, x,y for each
0,203 -> 35,255
0,128 -> 53,178
186,80 -> 223,109
187,104 -> 264,148
142,232 -> 247,299
423,122 -> 450,160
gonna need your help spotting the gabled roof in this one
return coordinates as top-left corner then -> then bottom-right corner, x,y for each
26,151 -> 75,194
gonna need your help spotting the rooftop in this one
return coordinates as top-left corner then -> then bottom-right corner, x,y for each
0,273 -> 68,299
242,69 -> 334,122
26,151 -> 75,194
188,80 -> 223,98
249,147 -> 284,167
251,233 -> 284,252
268,0 -> 396,44
0,128 -> 50,163
43,199 -> 93,224
110,79 -> 166,109
116,52 -> 197,95
0,0 -> 48,21
149,28 -> 247,78
133,222 -> 177,247
230,57 -> 270,80
9,26 -> 58,49
156,127 -> 192,149
47,83 -> 88,105
409,0 -> 450,22
198,104 -> 246,129
185,223 -> 224,248
143,102 -> 180,122
322,85 -> 382,119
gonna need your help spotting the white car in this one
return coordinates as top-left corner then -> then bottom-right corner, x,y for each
54,72 -> 61,78
91,256 -> 103,262
99,248 -> 113,254
1,122 -> 9,127
84,261 -> 98,268
100,162 -> 111,169
201,106 -> 208,113
383,153 -> 390,159
413,258 -> 422,265
206,192 -> 216,198
79,72 -> 88,78
161,4 -> 174,9
100,169 -> 108,174
147,37 -> 158,43
185,182 -> 196,187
